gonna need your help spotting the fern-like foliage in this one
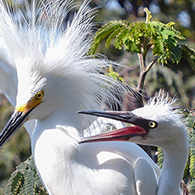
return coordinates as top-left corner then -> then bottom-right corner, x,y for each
89,8 -> 195,69
4,156 -> 47,195
157,148 -> 164,169
186,111 -> 195,194
182,45 -> 195,70
105,65 -> 124,83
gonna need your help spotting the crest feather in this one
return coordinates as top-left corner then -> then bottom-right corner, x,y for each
147,90 -> 178,108
0,0 -> 94,64
0,0 -> 130,126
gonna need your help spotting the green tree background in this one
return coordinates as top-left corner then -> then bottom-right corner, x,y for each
0,0 -> 194,194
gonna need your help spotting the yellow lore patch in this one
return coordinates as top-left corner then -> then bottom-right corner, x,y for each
16,91 -> 44,113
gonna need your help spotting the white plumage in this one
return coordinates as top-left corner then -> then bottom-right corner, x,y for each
0,1 -> 187,195
81,94 -> 188,195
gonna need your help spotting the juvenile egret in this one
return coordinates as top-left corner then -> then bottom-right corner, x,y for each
79,95 -> 189,195
0,0 -> 161,194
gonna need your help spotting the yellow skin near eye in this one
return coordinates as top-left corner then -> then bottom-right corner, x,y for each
16,91 -> 44,113
36,91 -> 44,99
148,121 -> 156,128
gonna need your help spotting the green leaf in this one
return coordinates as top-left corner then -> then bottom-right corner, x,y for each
124,39 -> 141,53
167,22 -> 175,27
181,45 -> 195,70
114,28 -> 129,50
190,147 -> 195,176
143,7 -> 152,23
189,116 -> 195,177
186,112 -> 195,194
153,39 -> 164,55
146,23 -> 157,37
170,46 -> 182,64
106,65 -> 124,83
190,179 -> 195,194
88,7 -> 187,66
106,27 -> 125,48
157,148 -> 164,168
11,172 -> 23,195
5,156 -> 48,195
88,20 -> 127,55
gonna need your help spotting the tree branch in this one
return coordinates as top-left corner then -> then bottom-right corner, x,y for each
137,57 -> 158,93
137,53 -> 146,71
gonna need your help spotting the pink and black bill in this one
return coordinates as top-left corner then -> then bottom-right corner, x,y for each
77,110 -> 158,143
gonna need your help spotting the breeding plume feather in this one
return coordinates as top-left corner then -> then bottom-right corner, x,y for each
0,0 -> 127,133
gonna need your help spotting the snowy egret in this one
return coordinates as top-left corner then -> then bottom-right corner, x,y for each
0,36 -> 35,138
79,95 -> 188,195
0,0 -> 161,194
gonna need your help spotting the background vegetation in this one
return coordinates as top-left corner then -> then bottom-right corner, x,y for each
0,0 -> 194,194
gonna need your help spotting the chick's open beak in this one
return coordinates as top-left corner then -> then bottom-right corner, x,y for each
80,126 -> 147,143
78,110 -> 156,144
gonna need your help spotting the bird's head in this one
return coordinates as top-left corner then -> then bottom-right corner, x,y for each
14,60 -> 67,121
0,0 -> 128,148
79,94 -> 187,149
0,48 -> 120,148
0,61 -> 65,148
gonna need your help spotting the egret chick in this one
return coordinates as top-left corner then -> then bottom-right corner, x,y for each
80,94 -> 189,195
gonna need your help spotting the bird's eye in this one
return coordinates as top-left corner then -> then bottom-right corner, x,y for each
148,121 -> 157,128
35,91 -> 44,100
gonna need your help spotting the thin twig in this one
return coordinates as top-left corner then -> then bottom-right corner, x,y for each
146,57 -> 158,72
137,57 -> 158,93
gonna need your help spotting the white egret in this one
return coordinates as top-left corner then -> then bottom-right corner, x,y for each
80,94 -> 188,195
0,36 -> 35,138
0,31 -> 122,140
0,0 -> 161,194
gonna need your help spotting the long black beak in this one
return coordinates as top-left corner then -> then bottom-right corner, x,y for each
0,109 -> 33,148
78,110 -> 157,131
77,110 -> 157,144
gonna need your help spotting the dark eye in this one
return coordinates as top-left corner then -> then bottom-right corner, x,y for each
36,91 -> 44,99
148,121 -> 157,128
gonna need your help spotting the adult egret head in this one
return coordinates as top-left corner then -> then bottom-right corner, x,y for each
79,94 -> 189,194
0,0 -> 124,148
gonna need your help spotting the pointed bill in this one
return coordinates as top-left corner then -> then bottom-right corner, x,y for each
78,110 -> 157,131
77,110 -> 157,144
0,109 -> 33,148
0,90 -> 44,148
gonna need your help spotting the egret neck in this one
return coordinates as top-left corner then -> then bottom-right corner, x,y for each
32,109 -> 81,154
157,133 -> 188,195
